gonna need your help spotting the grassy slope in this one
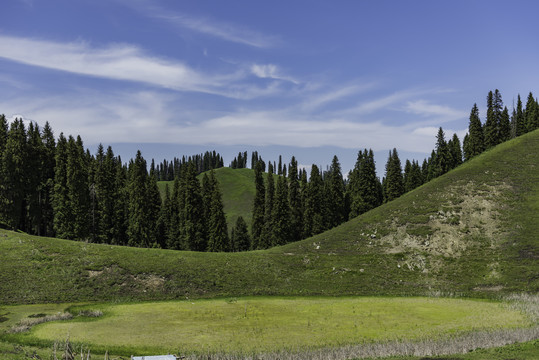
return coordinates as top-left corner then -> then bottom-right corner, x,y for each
0,130 -> 538,305
158,167 -> 258,232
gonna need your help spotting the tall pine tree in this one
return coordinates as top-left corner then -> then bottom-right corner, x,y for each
251,160 -> 265,249
207,171 -> 229,252
384,148 -> 404,202
288,156 -> 302,242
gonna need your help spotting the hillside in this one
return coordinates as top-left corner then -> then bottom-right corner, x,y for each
0,130 -> 538,304
158,167 -> 257,232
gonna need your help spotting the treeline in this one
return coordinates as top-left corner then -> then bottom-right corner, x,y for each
1,89 -> 536,251
155,151 -> 223,181
247,89 -> 539,249
463,90 -> 539,160
0,116 -> 230,250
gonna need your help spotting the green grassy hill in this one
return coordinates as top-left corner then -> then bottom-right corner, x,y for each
1,130 -> 538,305
158,167 -> 257,232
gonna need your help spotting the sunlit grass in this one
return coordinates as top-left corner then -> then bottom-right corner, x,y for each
27,297 -> 530,355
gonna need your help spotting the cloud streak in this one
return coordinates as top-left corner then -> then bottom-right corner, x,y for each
0,35 -> 290,99
119,0 -> 278,48
156,13 -> 278,48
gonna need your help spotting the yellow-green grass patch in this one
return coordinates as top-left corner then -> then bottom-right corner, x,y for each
28,297 -> 530,355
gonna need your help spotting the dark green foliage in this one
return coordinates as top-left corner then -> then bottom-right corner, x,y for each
250,151 -> 264,170
348,149 -> 381,218
67,136 -> 91,240
260,163 -> 275,249
271,174 -> 290,246
25,122 -> 45,235
525,92 -> 539,133
251,160 -> 265,249
231,215 -> 250,252
39,122 -> 56,236
180,162 -> 206,251
112,159 -> 128,245
288,156 -> 302,242
1,119 -> 27,230
484,89 -> 504,148
303,164 -> 326,237
95,146 -> 119,244
434,127 -> 451,176
464,103 -> 484,160
230,151 -> 248,169
166,177 -> 182,249
384,148 -> 404,202
404,159 -> 423,193
146,167 -> 162,247
515,94 -> 526,137
156,151 -> 223,181
127,151 -> 151,247
52,133 -> 69,238
207,171 -> 229,252
448,133 -> 463,169
499,106 -> 511,142
325,155 -> 345,227
201,172 -> 213,241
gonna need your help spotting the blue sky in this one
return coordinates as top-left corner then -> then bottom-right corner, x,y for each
1,0 -> 538,176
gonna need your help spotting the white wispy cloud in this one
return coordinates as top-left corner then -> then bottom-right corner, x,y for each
0,35 -> 213,90
404,99 -> 467,122
157,13 -> 278,48
299,83 -> 375,111
250,64 -> 298,84
119,0 -> 278,48
0,35 -> 286,99
342,89 -> 424,115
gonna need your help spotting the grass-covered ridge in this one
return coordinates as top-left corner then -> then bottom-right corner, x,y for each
0,130 -> 538,305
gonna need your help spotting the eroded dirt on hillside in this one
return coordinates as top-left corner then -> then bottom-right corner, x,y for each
379,181 -> 511,273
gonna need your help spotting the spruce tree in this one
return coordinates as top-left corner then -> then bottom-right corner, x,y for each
326,155 -> 345,228
271,174 -> 290,246
499,106 -> 511,142
40,122 -> 56,236
288,156 -> 302,242
434,127 -> 451,176
465,103 -> 484,159
207,171 -> 229,252
167,176 -> 183,249
95,146 -> 118,243
147,167 -> 162,247
127,150 -> 150,247
1,119 -> 27,230
67,136 -> 91,240
384,148 -> 404,202
405,160 -> 423,192
251,160 -> 265,249
515,95 -> 526,137
201,172 -> 213,242
303,165 -> 325,237
157,183 -> 172,248
232,216 -> 250,252
525,92 -> 539,132
448,133 -> 463,169
349,149 -> 380,218
181,162 -> 205,251
26,122 -> 47,235
484,90 -> 498,148
52,133 -> 70,238
260,162 -> 275,248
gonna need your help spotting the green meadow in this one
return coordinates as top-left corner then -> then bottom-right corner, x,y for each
3,297 -> 532,356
